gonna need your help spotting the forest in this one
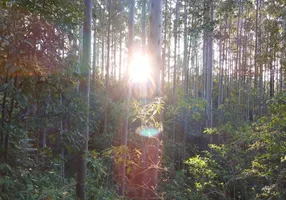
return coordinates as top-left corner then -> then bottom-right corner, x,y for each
1,0 -> 286,199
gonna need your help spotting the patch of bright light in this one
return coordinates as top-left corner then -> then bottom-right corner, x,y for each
129,53 -> 151,83
136,126 -> 161,137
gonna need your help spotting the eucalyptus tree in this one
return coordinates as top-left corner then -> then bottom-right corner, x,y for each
121,0 -> 135,196
146,0 -> 163,198
76,0 -> 92,199
118,0 -> 124,81
172,0 -> 180,164
253,0 -> 260,114
203,0 -> 214,128
92,10 -> 97,82
104,0 -> 112,134
182,0 -> 189,169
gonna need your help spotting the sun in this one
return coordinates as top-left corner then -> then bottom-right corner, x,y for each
129,53 -> 151,83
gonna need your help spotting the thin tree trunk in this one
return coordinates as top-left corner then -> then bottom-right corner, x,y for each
254,0 -> 259,116
142,0 -> 146,51
104,0 -> 111,134
161,0 -> 167,95
76,0 -> 91,199
146,0 -> 163,198
77,27 -> 83,92
101,34 -> 105,79
270,50 -> 275,98
111,27 -> 114,79
93,20 -> 97,82
172,0 -> 179,166
237,0 -> 243,108
121,0 -> 135,196
206,0 -> 213,128
218,15 -> 223,107
167,11 -> 171,89
182,1 -> 188,169
119,0 -> 123,81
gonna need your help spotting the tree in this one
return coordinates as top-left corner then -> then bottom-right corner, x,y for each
76,0 -> 92,199
205,0 -> 213,129
172,0 -> 180,164
145,0 -> 163,198
121,0 -> 135,196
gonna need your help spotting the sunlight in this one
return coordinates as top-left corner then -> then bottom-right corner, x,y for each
129,53 -> 151,83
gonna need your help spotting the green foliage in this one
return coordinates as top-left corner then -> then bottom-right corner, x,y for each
160,170 -> 210,200
0,2 -> 117,200
0,156 -> 77,200
2,0 -> 286,199
86,151 -> 120,200
165,88 -> 207,135
131,97 -> 165,132
181,95 -> 286,200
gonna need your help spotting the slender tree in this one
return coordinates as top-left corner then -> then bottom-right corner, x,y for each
104,0 -> 111,133
121,0 -> 135,196
172,0 -> 180,164
93,15 -> 97,82
182,0 -> 188,169
146,0 -> 162,197
76,0 -> 91,199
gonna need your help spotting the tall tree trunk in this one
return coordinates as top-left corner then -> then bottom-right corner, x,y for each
161,0 -> 167,95
206,0 -> 213,128
142,0 -> 146,51
119,0 -> 124,81
254,0 -> 260,116
235,0 -> 242,83
237,0 -> 243,108
121,0 -> 135,196
218,15 -> 223,107
270,49 -> 275,98
93,19 -> 97,82
172,0 -> 179,165
146,0 -> 163,198
104,0 -> 111,134
76,0 -> 91,199
203,0 -> 207,100
258,2 -> 264,116
101,33 -> 105,79
167,3 -> 171,89
182,0 -> 188,169
77,27 -> 83,92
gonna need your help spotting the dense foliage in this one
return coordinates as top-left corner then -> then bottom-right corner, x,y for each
1,0 -> 286,199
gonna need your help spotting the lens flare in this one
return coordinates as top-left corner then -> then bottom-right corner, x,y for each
136,126 -> 161,137
129,53 -> 151,83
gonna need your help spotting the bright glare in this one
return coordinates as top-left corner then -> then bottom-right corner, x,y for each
137,127 -> 161,137
129,53 -> 151,83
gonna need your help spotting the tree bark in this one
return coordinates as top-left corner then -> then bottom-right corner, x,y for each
104,0 -> 111,134
172,0 -> 179,165
76,0 -> 91,199
121,0 -> 135,196
183,0 -> 188,170
93,19 -> 97,82
145,0 -> 163,198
